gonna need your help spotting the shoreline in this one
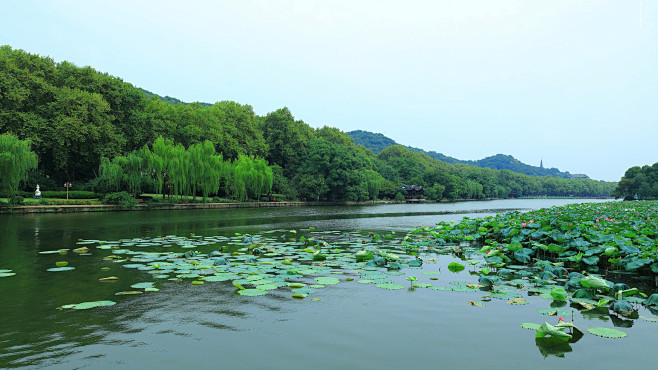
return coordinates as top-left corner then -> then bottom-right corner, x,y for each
0,200 -> 399,214
0,197 -> 614,215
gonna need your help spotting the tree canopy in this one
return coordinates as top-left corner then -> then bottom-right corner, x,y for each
612,163 -> 658,200
0,134 -> 38,197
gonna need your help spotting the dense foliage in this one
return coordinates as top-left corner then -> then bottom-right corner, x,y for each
0,133 -> 38,197
612,163 -> 658,200
0,46 -> 617,202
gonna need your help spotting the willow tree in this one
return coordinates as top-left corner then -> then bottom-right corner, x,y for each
193,141 -> 227,204
230,155 -> 250,202
114,152 -> 145,196
168,144 -> 189,199
251,157 -> 273,200
98,157 -> 123,192
0,134 -> 38,197
140,136 -> 174,199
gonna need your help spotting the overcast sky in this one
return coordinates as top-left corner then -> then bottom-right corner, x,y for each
3,0 -> 656,181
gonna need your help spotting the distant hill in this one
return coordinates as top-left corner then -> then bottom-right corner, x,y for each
138,88 -> 212,107
348,130 -> 398,154
348,130 -> 575,179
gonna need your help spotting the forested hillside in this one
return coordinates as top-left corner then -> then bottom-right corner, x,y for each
0,46 -> 616,202
348,130 -> 574,178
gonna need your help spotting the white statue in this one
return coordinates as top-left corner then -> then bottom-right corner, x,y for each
34,184 -> 41,199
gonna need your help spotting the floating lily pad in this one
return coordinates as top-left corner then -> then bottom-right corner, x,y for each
47,267 -> 75,272
521,322 -> 542,330
238,289 -> 268,296
448,262 -> 465,272
130,282 -> 155,289
115,291 -> 143,295
71,300 -> 116,310
314,277 -> 340,285
587,327 -> 627,338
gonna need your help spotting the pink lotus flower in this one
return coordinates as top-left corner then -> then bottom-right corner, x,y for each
521,222 -> 527,227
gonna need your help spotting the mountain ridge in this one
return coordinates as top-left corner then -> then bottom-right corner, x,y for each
348,130 -> 578,179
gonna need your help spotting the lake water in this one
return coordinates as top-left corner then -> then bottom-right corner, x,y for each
1,198 -> 655,369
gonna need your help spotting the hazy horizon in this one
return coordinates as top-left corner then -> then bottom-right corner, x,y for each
3,0 -> 656,181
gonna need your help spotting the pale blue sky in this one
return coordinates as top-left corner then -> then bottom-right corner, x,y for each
2,0 -> 656,181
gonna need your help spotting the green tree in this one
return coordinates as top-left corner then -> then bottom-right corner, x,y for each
296,139 -> 370,202
262,107 -> 313,177
0,134 -> 38,197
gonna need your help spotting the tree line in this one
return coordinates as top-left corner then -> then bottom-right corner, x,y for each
0,45 -> 617,202
612,163 -> 658,200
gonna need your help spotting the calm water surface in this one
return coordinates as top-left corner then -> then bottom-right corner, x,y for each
1,199 -> 655,369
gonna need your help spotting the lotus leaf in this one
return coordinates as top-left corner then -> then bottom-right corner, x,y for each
238,289 -> 268,296
355,250 -> 373,261
478,275 -> 502,287
535,322 -> 571,340
508,298 -> 528,305
644,294 -> 658,306
521,322 -> 541,330
582,256 -> 599,265
447,262 -> 465,272
71,300 -> 116,310
0,272 -> 16,278
587,327 -> 627,338
572,289 -> 596,300
514,249 -> 533,263
611,300 -> 634,315
314,277 -> 339,285
550,287 -> 568,301
408,258 -> 423,267
46,267 -> 75,272
580,276 -> 609,290
292,288 -> 315,294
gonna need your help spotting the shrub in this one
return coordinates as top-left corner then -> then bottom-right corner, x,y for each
394,192 -> 406,201
102,192 -> 138,209
36,199 -> 99,205
9,195 -> 24,206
